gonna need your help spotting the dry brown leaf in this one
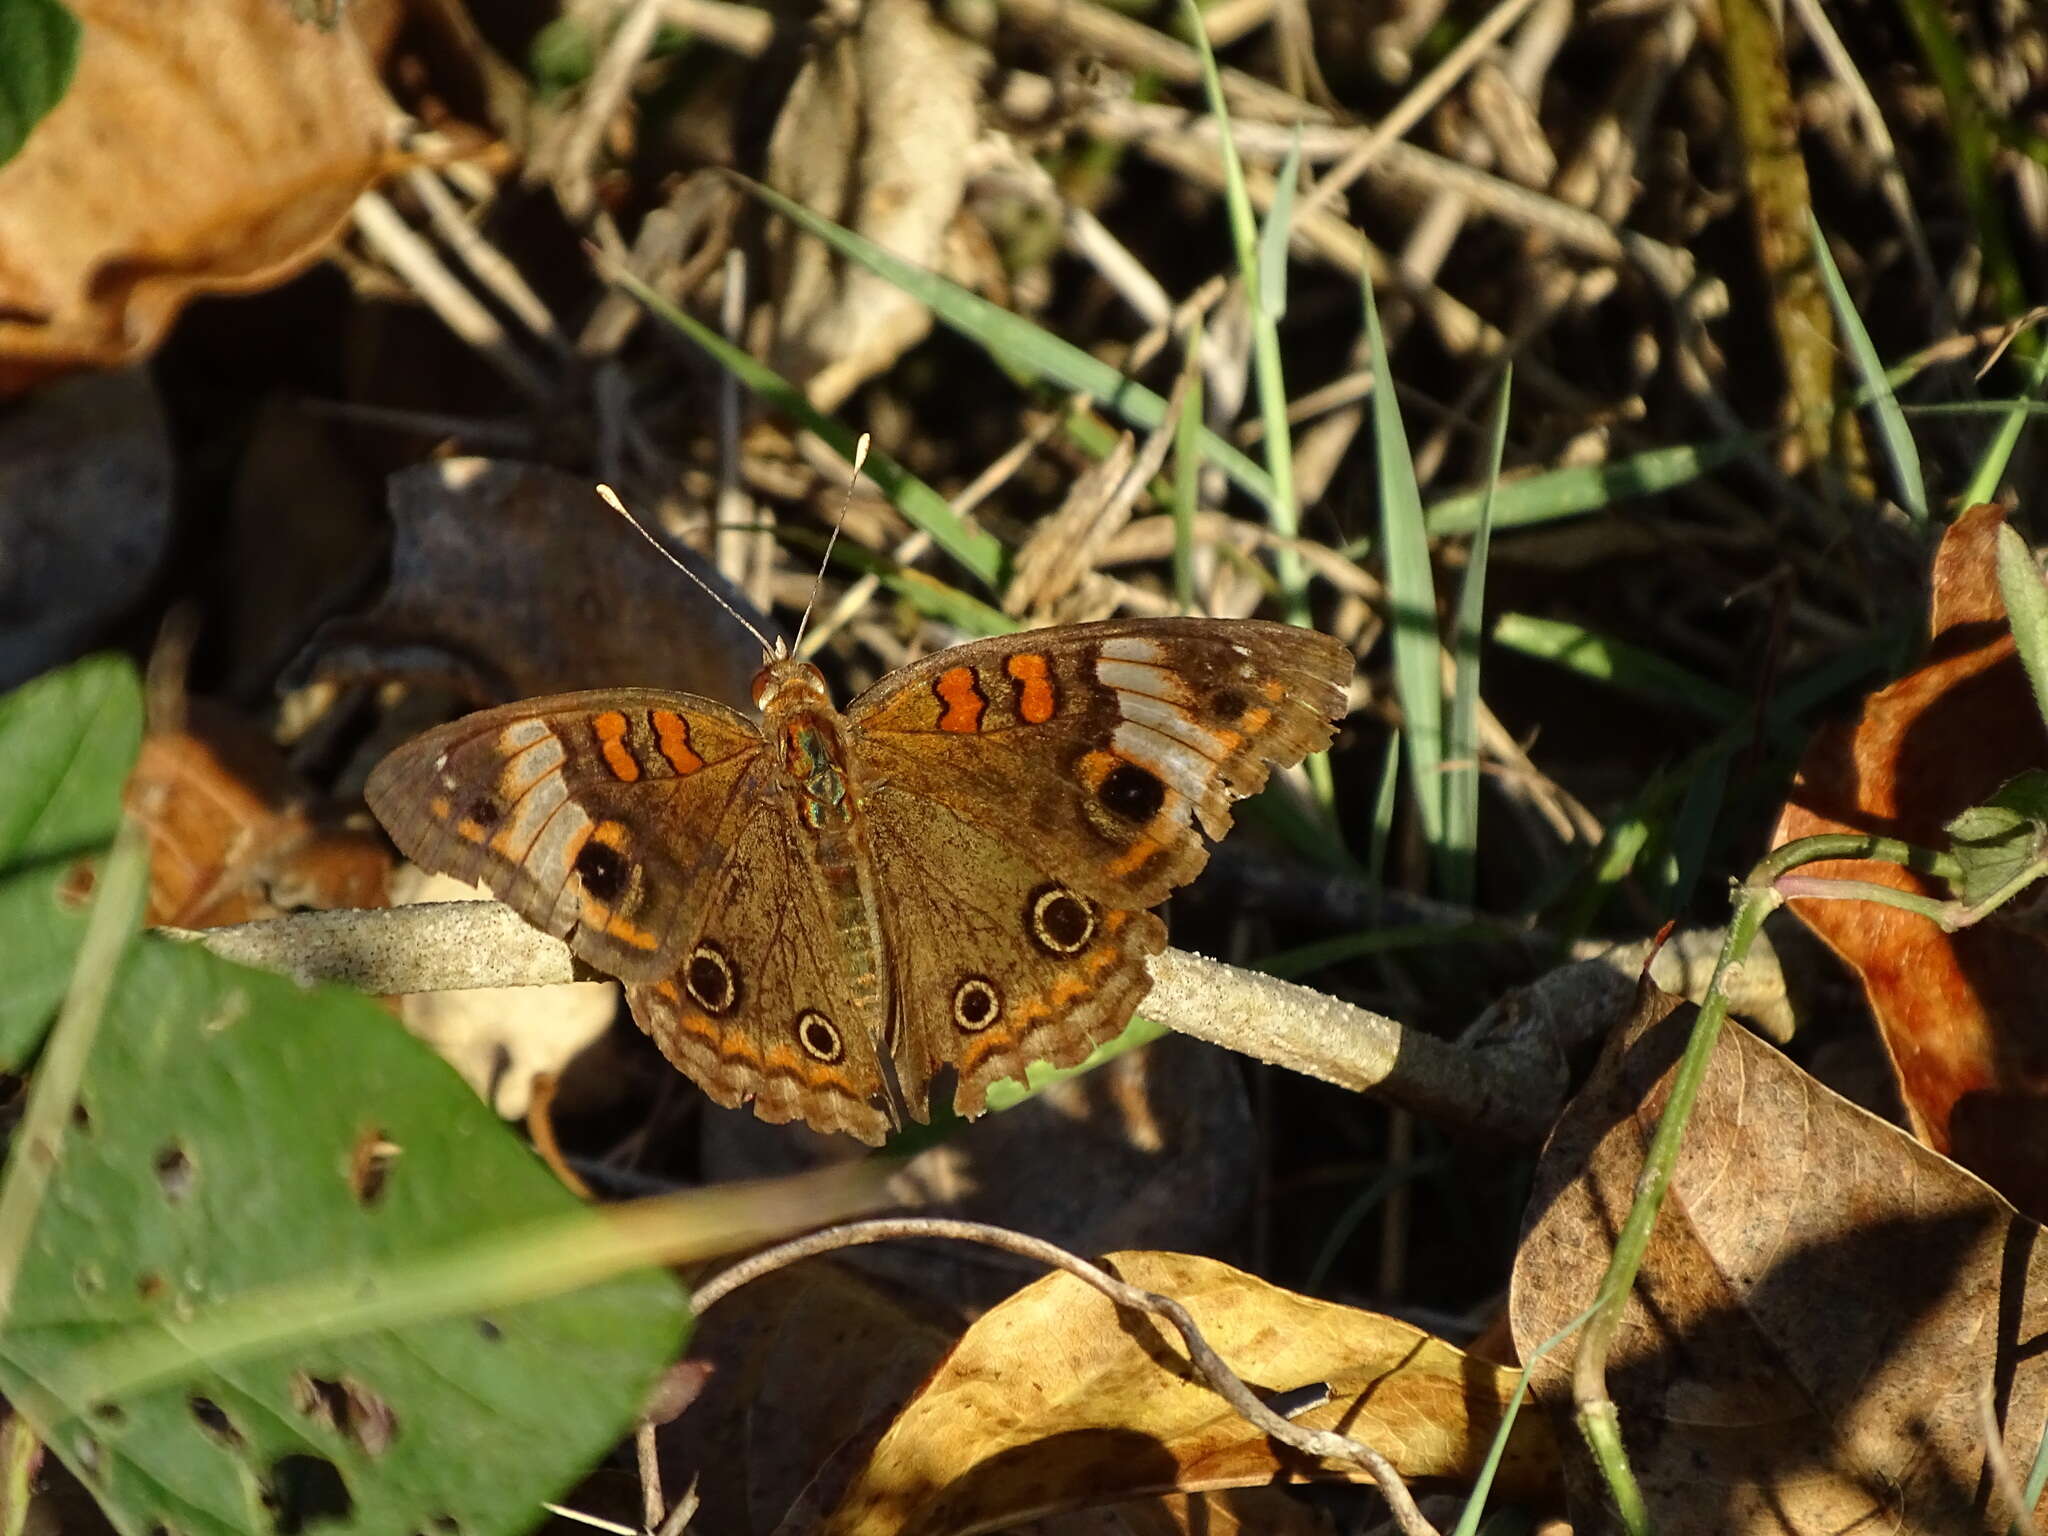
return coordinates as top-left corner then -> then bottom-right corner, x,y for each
664,1263 -> 956,1536
129,699 -> 389,929
762,0 -> 985,410
1510,978 -> 2048,1535
821,1250 -> 1560,1536
295,459 -> 773,710
1771,504 -> 2048,1214
0,0 -> 405,390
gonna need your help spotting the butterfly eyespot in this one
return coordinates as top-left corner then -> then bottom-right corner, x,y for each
686,944 -> 738,1016
1028,886 -> 1096,955
1097,761 -> 1166,823
573,841 -> 629,901
465,796 -> 503,828
951,977 -> 1001,1032
796,1010 -> 844,1062
1210,687 -> 1249,722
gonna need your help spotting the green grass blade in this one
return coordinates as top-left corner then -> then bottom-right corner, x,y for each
1963,345 -> 2048,508
1661,749 -> 1730,914
1417,433 -> 1757,538
1494,613 -> 1747,722
1183,0 -> 1309,622
1366,730 -> 1402,892
1256,127 -> 1302,323
735,177 -> 1280,513
607,263 -> 1006,590
1444,369 -> 1510,907
1363,272 -> 1447,864
1809,215 -> 1926,524
1173,322 -> 1206,614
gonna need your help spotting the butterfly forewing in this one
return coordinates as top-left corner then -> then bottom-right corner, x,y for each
847,618 -> 1352,913
364,689 -> 766,986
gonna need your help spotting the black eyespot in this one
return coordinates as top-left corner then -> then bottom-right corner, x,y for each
686,944 -> 738,1015
1028,886 -> 1096,955
1211,687 -> 1249,722
573,841 -> 628,901
465,796 -> 503,828
796,1010 -> 843,1062
952,978 -> 1001,1032
1098,761 -> 1166,823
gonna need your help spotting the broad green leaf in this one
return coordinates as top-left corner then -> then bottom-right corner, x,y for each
1944,771 -> 2048,912
1997,522 -> 2048,729
0,0 -> 78,168
0,938 -> 688,1536
0,656 -> 144,1066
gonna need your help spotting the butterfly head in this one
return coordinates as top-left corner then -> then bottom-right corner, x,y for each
751,654 -> 833,716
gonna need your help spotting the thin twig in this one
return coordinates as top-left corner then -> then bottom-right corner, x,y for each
692,1216 -> 1443,1536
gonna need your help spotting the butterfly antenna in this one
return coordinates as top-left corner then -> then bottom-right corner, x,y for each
595,484 -> 778,659
791,433 -> 868,658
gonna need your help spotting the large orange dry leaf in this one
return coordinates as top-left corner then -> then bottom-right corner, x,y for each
0,0 -> 403,391
822,1250 -> 1560,1535
1512,980 -> 2048,1534
1771,504 -> 2048,1213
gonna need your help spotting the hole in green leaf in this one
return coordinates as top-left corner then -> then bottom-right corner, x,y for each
90,1402 -> 124,1425
475,1319 -> 502,1343
57,859 -> 97,911
70,1100 -> 91,1134
347,1127 -> 397,1207
135,1271 -> 166,1301
153,1143 -> 194,1203
292,1374 -> 397,1457
189,1395 -> 243,1449
428,1516 -> 461,1536
262,1453 -> 352,1535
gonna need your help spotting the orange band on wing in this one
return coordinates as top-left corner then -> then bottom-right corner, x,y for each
650,709 -> 704,775
1005,653 -> 1057,724
934,666 -> 986,733
592,712 -> 641,781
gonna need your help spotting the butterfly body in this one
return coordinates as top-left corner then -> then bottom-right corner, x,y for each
367,618 -> 1353,1143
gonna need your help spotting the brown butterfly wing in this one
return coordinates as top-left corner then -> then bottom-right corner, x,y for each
862,785 -> 1165,1121
627,806 -> 895,1145
847,618 -> 1353,913
364,689 -> 766,986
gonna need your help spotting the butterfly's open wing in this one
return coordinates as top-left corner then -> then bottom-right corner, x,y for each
847,618 -> 1352,912
365,689 -> 766,985
627,807 -> 895,1145
862,787 -> 1165,1120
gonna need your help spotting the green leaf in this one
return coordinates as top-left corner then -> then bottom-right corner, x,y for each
0,0 -> 78,168
0,939 -> 688,1536
0,656 -> 145,1067
1944,771 -> 2048,912
1997,521 -> 2048,729
1418,434 -> 1754,538
1444,370 -> 1509,907
1493,613 -> 1747,723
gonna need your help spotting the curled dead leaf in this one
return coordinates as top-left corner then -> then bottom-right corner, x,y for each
1511,977 -> 2048,1534
0,0 -> 406,390
1771,504 -> 2048,1213
822,1250 -> 1559,1535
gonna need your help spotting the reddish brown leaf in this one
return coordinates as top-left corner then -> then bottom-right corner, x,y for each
128,700 -> 388,928
822,1250 -> 1560,1536
0,0 -> 404,391
1511,979 -> 2048,1534
1771,504 -> 2048,1212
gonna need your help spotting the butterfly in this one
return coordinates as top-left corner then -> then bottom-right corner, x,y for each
365,617 -> 1352,1143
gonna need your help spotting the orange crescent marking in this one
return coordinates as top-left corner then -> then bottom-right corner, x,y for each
592,712 -> 641,782
1005,653 -> 1057,724
650,709 -> 704,775
1240,706 -> 1272,735
1106,834 -> 1161,879
934,666 -> 986,733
